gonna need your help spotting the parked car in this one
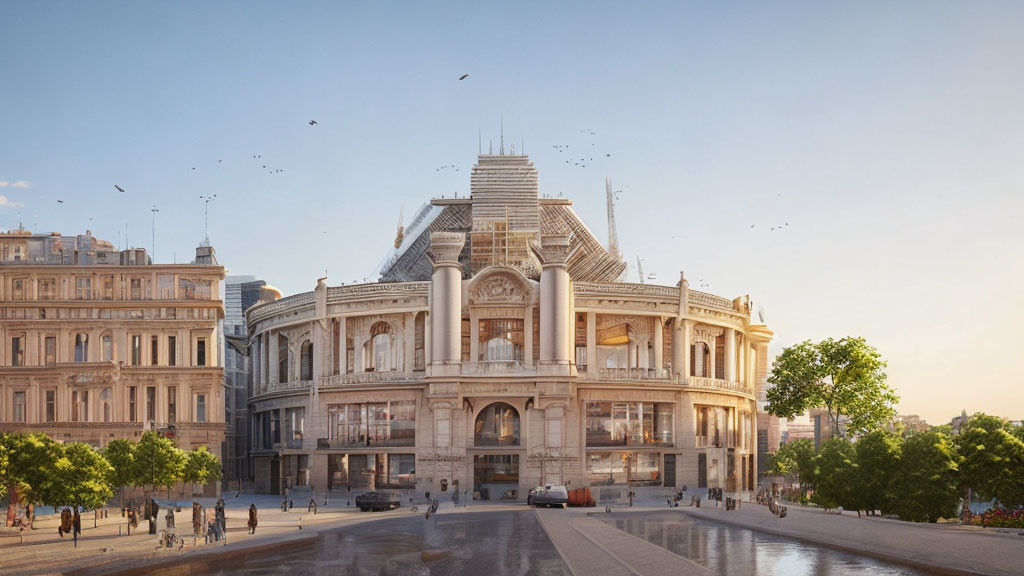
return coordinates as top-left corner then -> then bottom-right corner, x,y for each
528,485 -> 569,508
355,491 -> 402,512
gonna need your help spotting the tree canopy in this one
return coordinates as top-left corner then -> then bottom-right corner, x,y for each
957,414 -> 1024,508
765,439 -> 816,491
766,337 -> 897,437
48,443 -> 114,510
133,431 -> 185,494
854,429 -> 902,514
890,430 -> 959,522
181,446 -> 222,491
811,437 -> 858,510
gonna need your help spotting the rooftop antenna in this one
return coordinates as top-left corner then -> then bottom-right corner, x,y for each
522,133 -> 525,156
606,177 -> 621,260
125,221 -> 129,249
489,140 -> 493,155
199,194 -> 217,243
150,205 -> 159,260
500,116 -> 504,155
636,255 -> 644,284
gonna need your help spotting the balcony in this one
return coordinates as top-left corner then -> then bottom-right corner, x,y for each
580,367 -> 669,380
319,371 -> 424,387
461,361 -> 535,376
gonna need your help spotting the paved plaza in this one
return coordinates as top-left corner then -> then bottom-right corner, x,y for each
2,493 -> 1022,575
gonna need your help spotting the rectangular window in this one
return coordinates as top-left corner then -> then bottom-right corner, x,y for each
11,336 -> 24,366
130,277 -> 143,300
167,387 -> 176,423
157,275 -> 175,299
585,401 -> 674,447
146,386 -> 156,422
151,336 -> 159,366
168,336 -> 176,366
131,335 -> 141,366
77,390 -> 89,422
12,278 -> 25,300
101,275 -> 115,300
285,407 -> 304,448
327,401 -> 416,447
196,394 -> 207,422
178,278 -> 212,300
75,277 -> 92,299
45,390 -> 56,422
38,279 -> 56,300
12,391 -> 26,422
196,338 -> 207,366
129,386 -> 137,422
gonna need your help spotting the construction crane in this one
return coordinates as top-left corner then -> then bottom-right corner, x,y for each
606,177 -> 620,260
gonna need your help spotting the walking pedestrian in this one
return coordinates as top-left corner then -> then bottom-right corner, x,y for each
247,504 -> 258,534
72,508 -> 82,546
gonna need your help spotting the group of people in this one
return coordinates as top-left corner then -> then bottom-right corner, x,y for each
57,507 -> 83,544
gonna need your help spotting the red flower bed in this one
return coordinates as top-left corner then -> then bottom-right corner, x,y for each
978,507 -> 1024,528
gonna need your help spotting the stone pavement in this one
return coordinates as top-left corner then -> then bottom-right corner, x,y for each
535,507 -> 711,576
682,502 -> 1024,576
0,491 -> 470,576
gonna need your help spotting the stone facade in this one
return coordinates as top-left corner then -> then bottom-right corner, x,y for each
247,154 -> 772,500
0,229 -> 226,493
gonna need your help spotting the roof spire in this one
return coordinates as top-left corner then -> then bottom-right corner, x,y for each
606,177 -> 620,260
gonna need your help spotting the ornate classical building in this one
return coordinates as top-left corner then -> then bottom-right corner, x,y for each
247,154 -> 772,500
0,229 -> 226,469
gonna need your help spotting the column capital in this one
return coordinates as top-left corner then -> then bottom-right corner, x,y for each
428,232 -> 465,268
533,231 -> 572,267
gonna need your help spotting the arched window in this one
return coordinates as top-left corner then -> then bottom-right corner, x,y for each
691,342 -> 711,377
278,334 -> 289,383
366,322 -> 393,372
474,402 -> 520,446
74,333 -> 89,363
100,387 -> 112,423
300,340 -> 314,381
101,334 -> 113,362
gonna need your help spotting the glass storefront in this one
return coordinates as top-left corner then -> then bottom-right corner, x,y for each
586,452 -> 661,486
327,400 -> 416,447
327,452 -> 416,490
473,454 -> 520,500
585,401 -> 674,447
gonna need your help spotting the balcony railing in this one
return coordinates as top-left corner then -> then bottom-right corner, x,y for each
461,361 -> 534,376
578,370 -> 752,395
320,371 -> 423,386
581,367 -> 669,380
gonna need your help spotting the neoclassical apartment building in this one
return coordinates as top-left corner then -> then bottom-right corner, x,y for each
247,154 -> 772,499
0,229 -> 226,457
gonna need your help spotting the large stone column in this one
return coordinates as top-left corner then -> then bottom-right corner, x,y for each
537,232 -> 572,370
428,232 -> 466,369
654,317 -> 664,373
724,327 -> 735,382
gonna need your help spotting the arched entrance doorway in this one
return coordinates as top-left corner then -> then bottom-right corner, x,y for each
473,402 -> 521,500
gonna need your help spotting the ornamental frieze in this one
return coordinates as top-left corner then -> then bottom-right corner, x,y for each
461,382 -> 534,396
470,275 -> 528,305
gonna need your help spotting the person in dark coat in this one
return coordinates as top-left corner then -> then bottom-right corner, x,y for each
215,498 -> 226,534
247,504 -> 258,534
72,508 -> 82,545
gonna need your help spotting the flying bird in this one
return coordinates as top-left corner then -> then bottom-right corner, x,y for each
57,199 -> 63,204
309,120 -> 318,125
459,74 -> 469,80
114,185 -> 125,193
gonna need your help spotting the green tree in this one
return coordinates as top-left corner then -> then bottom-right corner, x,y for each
0,437 -> 9,501
811,437 -> 858,510
766,337 -> 897,437
133,431 -> 185,498
48,443 -> 114,510
180,446 -> 223,496
1,433 -> 62,507
103,439 -> 137,506
957,414 -> 1024,508
890,430 -> 959,522
854,429 -> 902,515
765,439 -> 816,496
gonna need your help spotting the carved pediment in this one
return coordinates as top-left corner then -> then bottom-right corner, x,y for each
470,273 -> 528,305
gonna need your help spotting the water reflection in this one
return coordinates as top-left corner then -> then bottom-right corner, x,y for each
134,511 -> 569,576
610,512 -> 936,576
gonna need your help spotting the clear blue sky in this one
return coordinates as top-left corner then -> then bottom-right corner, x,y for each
2,1 -> 1022,424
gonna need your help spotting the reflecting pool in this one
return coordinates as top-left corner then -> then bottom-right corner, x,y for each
608,511 -> 937,575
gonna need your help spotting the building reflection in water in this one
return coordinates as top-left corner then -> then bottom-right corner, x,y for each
611,513 -> 934,576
